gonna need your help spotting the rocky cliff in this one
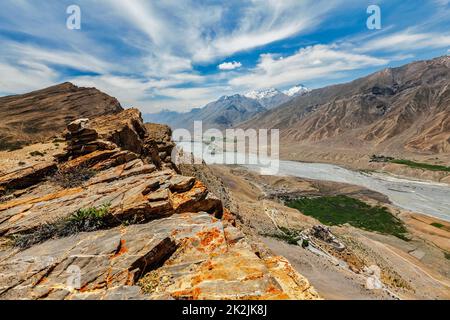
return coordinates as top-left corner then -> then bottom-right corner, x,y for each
0,108 -> 319,300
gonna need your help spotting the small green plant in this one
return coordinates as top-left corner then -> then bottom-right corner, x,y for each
11,203 -> 111,249
431,222 -> 444,229
68,203 -> 111,230
301,239 -> 309,248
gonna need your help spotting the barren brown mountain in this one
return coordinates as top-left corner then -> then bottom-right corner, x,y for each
0,82 -> 123,151
241,56 -> 450,156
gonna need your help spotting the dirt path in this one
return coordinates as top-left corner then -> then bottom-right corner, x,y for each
262,237 -> 394,300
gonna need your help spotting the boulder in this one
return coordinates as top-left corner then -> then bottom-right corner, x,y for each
67,118 -> 90,133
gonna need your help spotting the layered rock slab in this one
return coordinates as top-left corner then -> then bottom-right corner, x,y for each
0,213 -> 319,300
0,108 -> 319,300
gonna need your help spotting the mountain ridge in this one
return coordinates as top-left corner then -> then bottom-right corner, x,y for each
240,56 -> 450,155
0,82 -> 123,150
144,84 -> 310,130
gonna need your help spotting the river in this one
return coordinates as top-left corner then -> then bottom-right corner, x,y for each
176,142 -> 450,222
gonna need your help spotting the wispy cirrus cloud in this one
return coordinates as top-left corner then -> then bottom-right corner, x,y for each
0,0 -> 448,112
358,30 -> 450,53
230,44 -> 389,89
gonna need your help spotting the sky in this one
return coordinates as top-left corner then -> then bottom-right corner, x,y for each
0,0 -> 449,113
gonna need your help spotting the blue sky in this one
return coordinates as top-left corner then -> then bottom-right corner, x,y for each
0,0 -> 449,113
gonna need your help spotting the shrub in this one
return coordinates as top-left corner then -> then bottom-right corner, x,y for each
431,222 -> 444,229
29,151 -> 45,157
48,166 -> 95,188
264,227 -> 302,245
301,239 -> 309,248
11,203 -> 111,249
67,204 -> 111,232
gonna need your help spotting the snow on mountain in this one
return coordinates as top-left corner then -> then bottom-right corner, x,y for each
244,88 -> 282,100
244,88 -> 290,109
283,84 -> 310,97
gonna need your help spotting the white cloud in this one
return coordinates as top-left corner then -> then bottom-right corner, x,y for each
218,61 -> 242,70
0,0 -> 345,111
0,0 -> 447,113
108,0 -> 344,63
71,73 -> 232,113
6,43 -> 113,74
0,62 -> 56,95
358,31 -> 450,53
230,45 -> 389,89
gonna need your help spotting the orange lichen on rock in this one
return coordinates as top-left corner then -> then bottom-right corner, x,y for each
111,239 -> 128,259
197,227 -> 224,251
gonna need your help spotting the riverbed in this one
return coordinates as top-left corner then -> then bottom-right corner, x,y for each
176,142 -> 450,221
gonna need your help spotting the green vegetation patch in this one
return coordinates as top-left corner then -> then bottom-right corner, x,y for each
370,155 -> 450,172
431,222 -> 444,229
11,203 -> 111,249
264,227 -> 302,245
389,159 -> 450,172
286,195 -> 408,240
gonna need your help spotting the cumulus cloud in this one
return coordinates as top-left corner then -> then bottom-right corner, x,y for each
218,61 -> 242,70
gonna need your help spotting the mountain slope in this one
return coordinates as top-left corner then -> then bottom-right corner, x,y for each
283,84 -> 311,97
145,84 -> 310,130
145,94 -> 266,131
0,82 -> 123,150
241,56 -> 450,155
244,88 -> 291,109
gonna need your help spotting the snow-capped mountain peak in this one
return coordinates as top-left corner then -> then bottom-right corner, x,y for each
283,84 -> 310,97
244,88 -> 282,100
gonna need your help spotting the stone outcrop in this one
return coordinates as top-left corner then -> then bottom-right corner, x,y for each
0,109 -> 319,300
59,109 -> 175,171
0,82 -> 123,151
0,162 -> 57,196
307,225 -> 346,252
